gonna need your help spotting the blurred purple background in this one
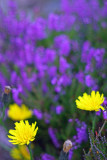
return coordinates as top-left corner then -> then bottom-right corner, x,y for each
0,1 -> 60,159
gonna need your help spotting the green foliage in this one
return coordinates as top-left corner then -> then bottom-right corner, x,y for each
84,130 -> 107,160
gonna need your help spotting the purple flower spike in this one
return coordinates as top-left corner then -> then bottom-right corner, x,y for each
44,112 -> 51,124
103,98 -> 107,106
59,57 -> 69,74
103,110 -> 107,120
85,75 -> 96,88
33,109 -> 43,120
56,105 -> 64,115
48,127 -> 60,148
12,86 -> 22,105
96,110 -> 101,116
54,35 -> 71,56
41,153 -> 55,160
68,119 -> 73,123
76,71 -> 84,84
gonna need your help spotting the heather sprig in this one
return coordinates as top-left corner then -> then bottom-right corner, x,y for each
84,130 -> 107,160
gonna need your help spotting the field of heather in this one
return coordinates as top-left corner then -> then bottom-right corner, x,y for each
0,0 -> 107,160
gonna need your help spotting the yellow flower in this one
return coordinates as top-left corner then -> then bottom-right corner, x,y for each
75,91 -> 104,111
8,104 -> 32,121
8,120 -> 38,145
10,145 -> 30,160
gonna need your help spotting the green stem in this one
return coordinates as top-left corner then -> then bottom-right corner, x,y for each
92,113 -> 96,133
28,144 -> 33,160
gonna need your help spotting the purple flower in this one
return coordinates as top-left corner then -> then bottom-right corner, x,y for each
10,71 -> 18,85
12,86 -> 22,105
45,49 -> 56,63
33,109 -> 43,120
48,127 -> 60,148
59,57 -> 69,73
0,101 -> 3,108
0,73 -> 7,87
68,119 -> 73,123
96,110 -> 101,116
56,105 -> 64,114
103,110 -> 107,120
24,44 -> 34,65
55,85 -> 62,93
61,74 -> 71,86
93,48 -> 105,66
44,112 -> 51,124
51,74 -> 71,93
54,35 -> 71,56
71,40 -> 79,51
48,66 -> 57,78
42,82 -> 48,93
81,41 -> 105,72
75,122 -> 87,144
81,41 -> 91,63
101,22 -> 107,28
103,97 -> 107,106
72,120 -> 87,146
26,18 -> 46,40
85,62 -> 93,72
41,153 -> 55,160
75,71 -> 84,84
68,149 -> 73,160
20,71 -> 34,91
51,77 -> 57,85
48,13 -> 59,31
0,53 -> 5,63
85,75 -> 96,88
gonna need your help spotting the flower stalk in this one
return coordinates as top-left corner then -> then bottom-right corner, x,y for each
92,113 -> 96,133
28,144 -> 33,160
